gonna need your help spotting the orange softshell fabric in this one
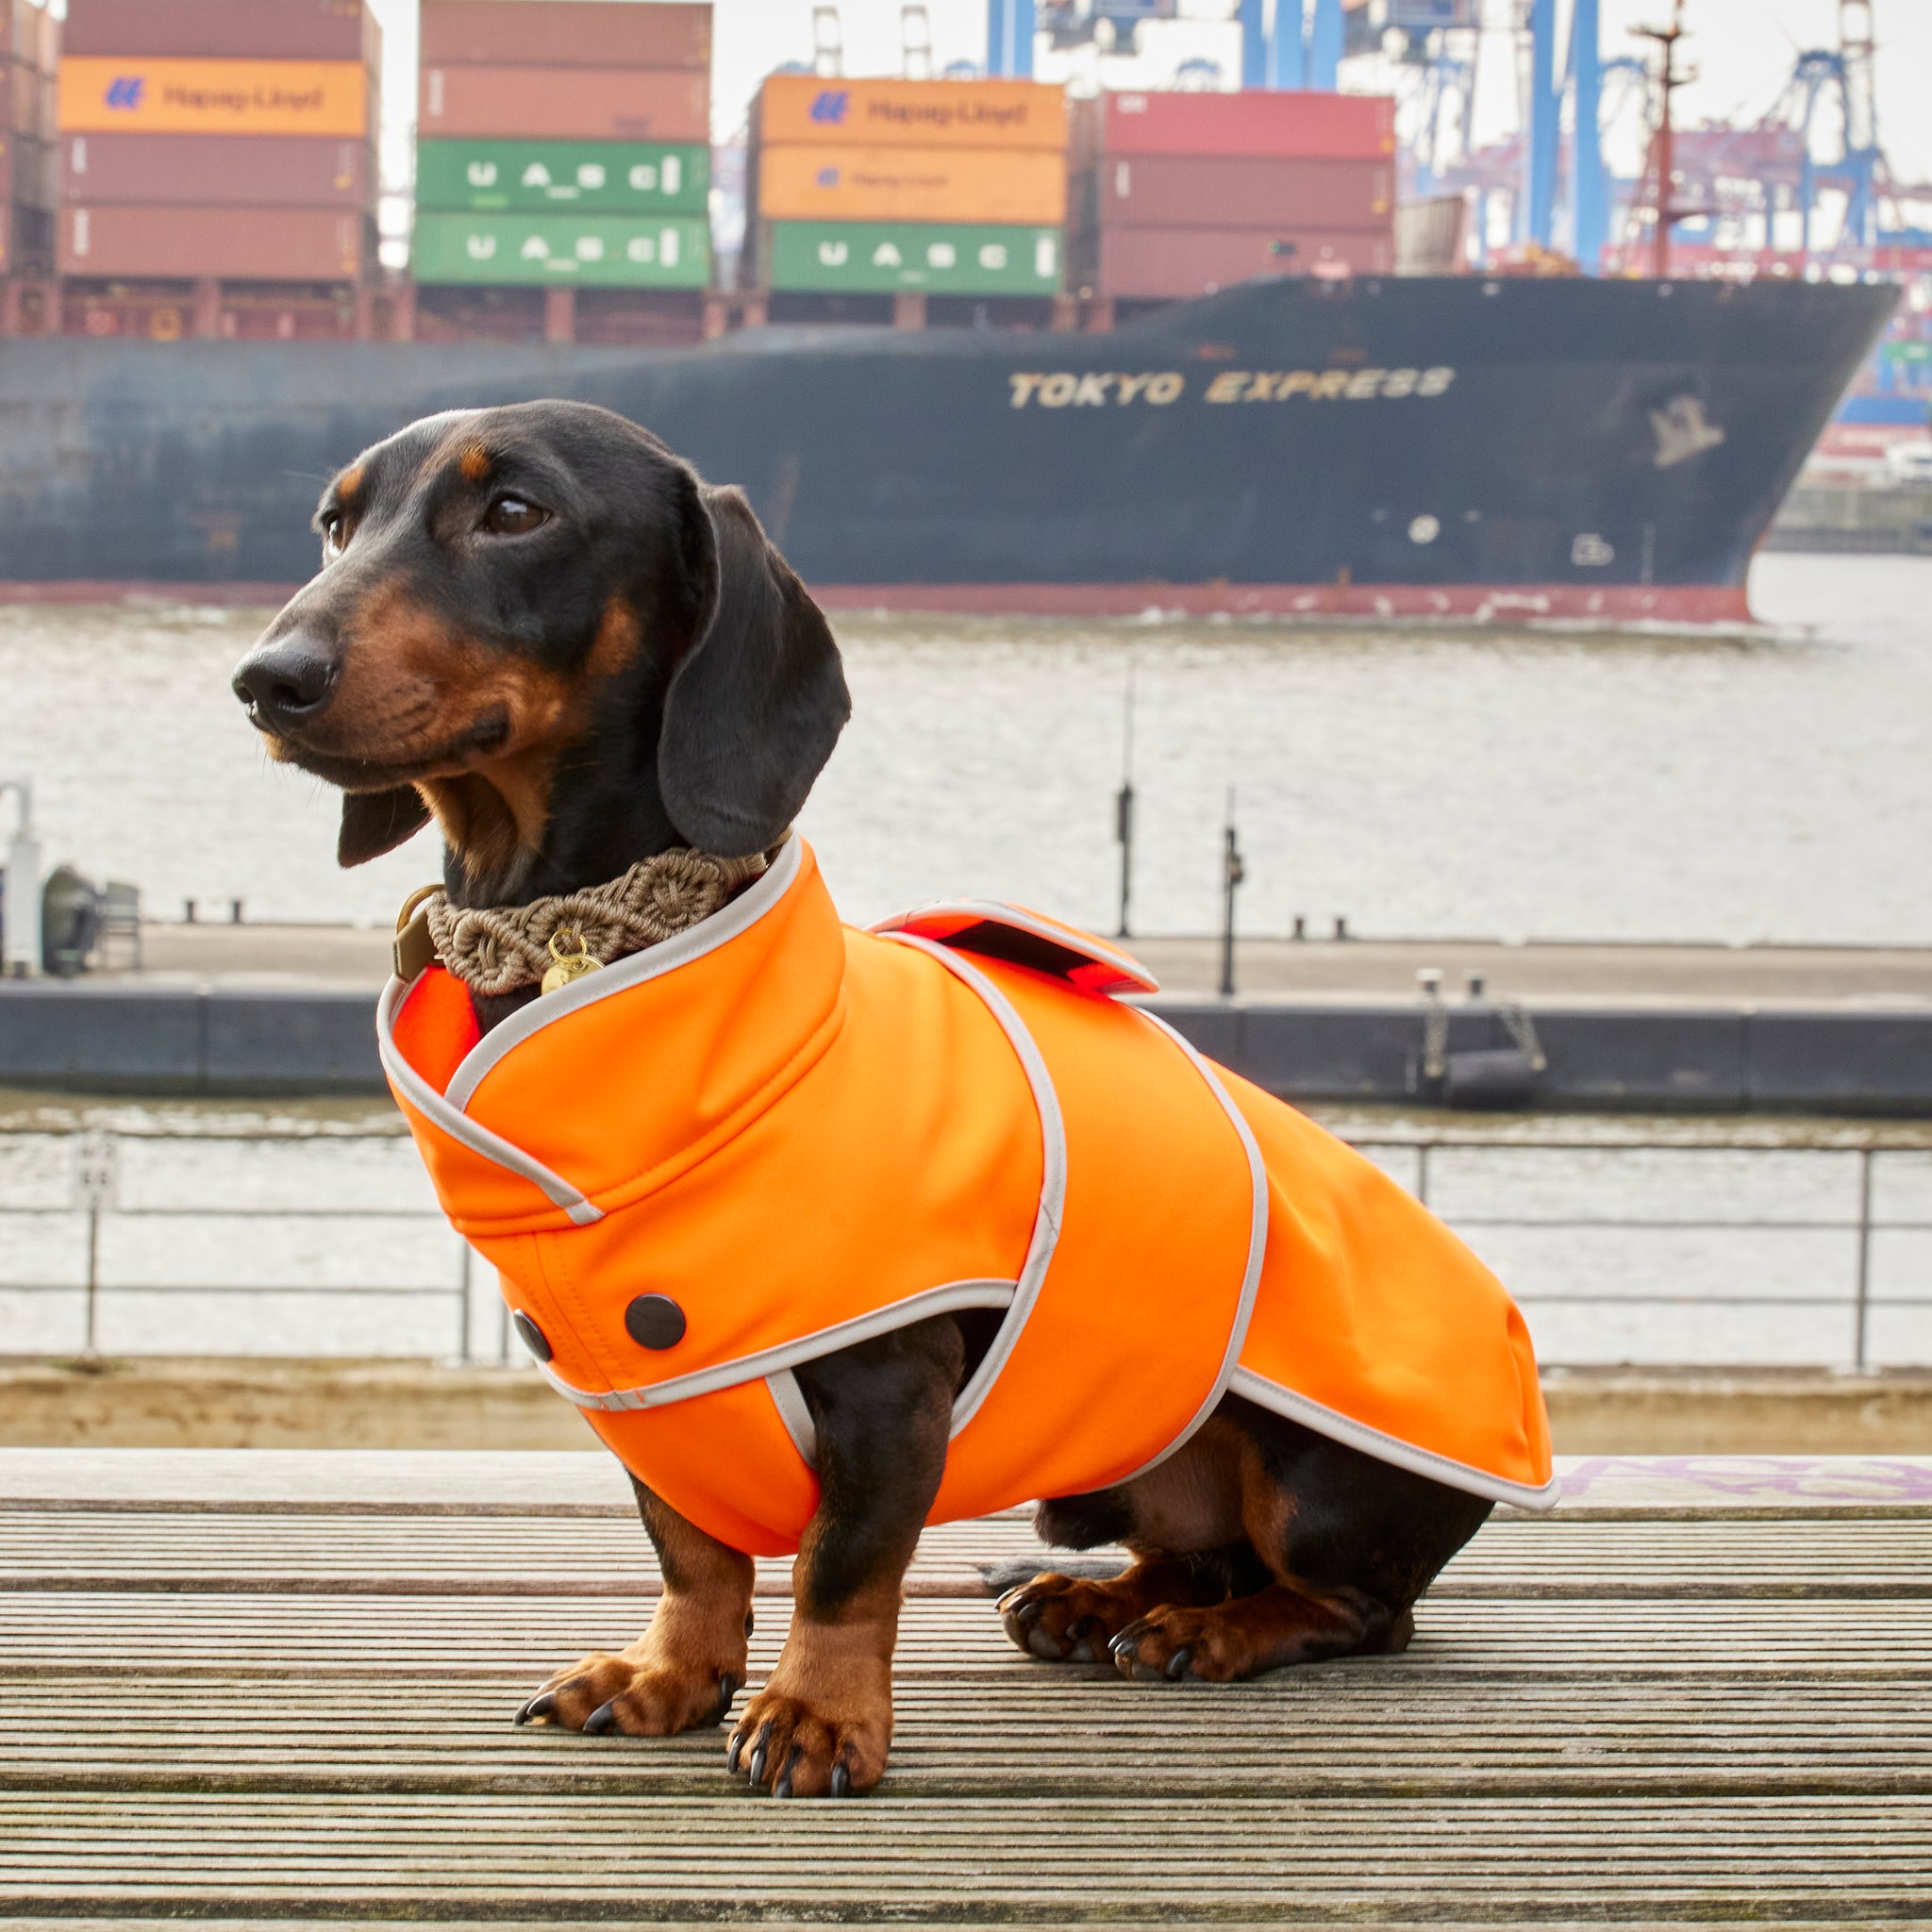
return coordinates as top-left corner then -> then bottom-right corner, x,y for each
382,838 -> 1555,1556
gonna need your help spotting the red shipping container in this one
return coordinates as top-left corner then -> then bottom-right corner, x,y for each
421,2 -> 710,73
1,131 -> 52,208
1,56 -> 31,133
0,1 -> 29,63
1074,90 -> 1393,166
61,0 -> 380,65
61,133 -> 375,208
1084,153 -> 1392,229
420,64 -> 709,142
58,203 -> 368,280
1088,223 -> 1392,297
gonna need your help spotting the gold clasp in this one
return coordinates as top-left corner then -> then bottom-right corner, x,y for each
540,927 -> 603,995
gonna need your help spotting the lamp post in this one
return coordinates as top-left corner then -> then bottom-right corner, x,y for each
1219,791 -> 1243,999
1,779 -> 42,979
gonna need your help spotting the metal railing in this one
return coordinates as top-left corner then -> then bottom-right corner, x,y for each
2,1125 -> 1928,1371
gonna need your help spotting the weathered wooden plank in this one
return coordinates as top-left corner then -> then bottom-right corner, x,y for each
2,1671 -> 1926,1800
2,1793 -> 1928,1916
6,1512 -> 1932,1598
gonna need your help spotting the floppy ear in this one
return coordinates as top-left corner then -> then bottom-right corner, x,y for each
658,483 -> 849,858
338,786 -> 432,867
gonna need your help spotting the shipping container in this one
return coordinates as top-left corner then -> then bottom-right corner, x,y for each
411,209 -> 710,288
761,220 -> 1061,294
416,139 -> 708,213
59,203 -> 369,279
756,144 -> 1065,225
421,65 -> 708,142
0,131 -> 53,208
62,0 -> 380,65
0,198 -> 51,274
421,2 -> 709,74
2,54 -> 30,132
58,58 -> 372,138
1085,223 -> 1392,297
61,132 -> 375,207
0,0 -> 38,63
1073,90 -> 1393,165
1083,153 -> 1392,229
758,74 -> 1064,152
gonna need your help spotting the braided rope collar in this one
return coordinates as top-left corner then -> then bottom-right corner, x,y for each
403,847 -> 770,997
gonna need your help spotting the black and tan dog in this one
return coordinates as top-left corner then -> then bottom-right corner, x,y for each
233,400 -> 1500,1800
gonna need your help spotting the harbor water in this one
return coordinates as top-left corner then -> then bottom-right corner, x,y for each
1,552 -> 1929,943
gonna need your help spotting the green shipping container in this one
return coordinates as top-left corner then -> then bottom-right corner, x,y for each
416,141 -> 710,214
765,221 -> 1062,295
413,211 -> 710,287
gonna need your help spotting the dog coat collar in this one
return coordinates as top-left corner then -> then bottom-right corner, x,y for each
396,846 -> 771,997
380,835 -> 1557,1555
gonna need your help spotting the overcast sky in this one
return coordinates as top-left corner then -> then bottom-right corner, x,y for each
369,0 -> 1932,183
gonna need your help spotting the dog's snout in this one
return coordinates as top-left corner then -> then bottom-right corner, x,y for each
232,636 -> 337,733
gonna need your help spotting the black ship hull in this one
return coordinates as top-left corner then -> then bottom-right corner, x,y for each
0,275 -> 1894,622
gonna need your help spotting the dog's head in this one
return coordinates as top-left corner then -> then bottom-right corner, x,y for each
232,400 -> 847,897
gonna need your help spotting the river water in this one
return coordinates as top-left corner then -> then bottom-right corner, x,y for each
1,553 -> 1929,942
2,553 -> 1929,1369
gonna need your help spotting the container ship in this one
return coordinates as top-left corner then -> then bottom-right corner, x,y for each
0,0 -> 1897,623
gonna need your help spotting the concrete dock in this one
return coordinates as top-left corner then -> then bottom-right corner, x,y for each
2,1447 -> 1928,1922
6,922 -> 1929,1110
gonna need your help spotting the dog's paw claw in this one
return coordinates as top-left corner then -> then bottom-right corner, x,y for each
517,1650 -> 744,1737
729,1686 -> 889,1797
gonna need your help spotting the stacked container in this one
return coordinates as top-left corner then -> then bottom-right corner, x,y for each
1,0 -> 57,289
55,0 -> 381,337
414,0 -> 712,342
1071,90 -> 1395,308
748,75 -> 1066,319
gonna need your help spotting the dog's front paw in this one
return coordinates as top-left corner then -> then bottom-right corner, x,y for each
514,1645 -> 741,1737
999,1572 -> 1145,1662
726,1681 -> 890,1798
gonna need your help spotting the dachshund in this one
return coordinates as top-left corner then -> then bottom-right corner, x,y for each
233,400 -> 1495,1799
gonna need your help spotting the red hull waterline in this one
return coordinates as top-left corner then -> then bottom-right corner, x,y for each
0,579 -> 1755,626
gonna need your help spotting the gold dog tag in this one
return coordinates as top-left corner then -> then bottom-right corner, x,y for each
541,927 -> 603,995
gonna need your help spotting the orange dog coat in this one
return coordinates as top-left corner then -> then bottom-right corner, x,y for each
381,837 -> 1555,1555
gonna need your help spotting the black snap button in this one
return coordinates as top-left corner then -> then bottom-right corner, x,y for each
511,1310 -> 552,1363
624,1293 -> 687,1351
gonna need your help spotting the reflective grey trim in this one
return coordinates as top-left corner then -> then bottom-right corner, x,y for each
881,932 -> 1068,1441
443,835 -> 804,1111
1112,1010 -> 1269,1484
766,1370 -> 818,1469
1226,1368 -> 1562,1512
376,976 -> 603,1224
869,897 -> 1159,993
530,1278 -> 1017,1414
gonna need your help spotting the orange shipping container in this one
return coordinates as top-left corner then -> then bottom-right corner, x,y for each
758,75 -> 1064,152
757,144 -> 1064,225
421,65 -> 708,142
59,203 -> 366,279
58,57 -> 370,137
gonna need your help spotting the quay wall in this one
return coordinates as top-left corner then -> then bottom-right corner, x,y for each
3,982 -> 1931,1112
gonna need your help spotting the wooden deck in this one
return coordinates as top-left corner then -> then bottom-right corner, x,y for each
3,1449 -> 1929,1925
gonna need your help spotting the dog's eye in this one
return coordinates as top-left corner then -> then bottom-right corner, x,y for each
483,495 -> 548,537
320,511 -> 345,557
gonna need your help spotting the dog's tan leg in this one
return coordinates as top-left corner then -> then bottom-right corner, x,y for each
998,1557 -> 1218,1662
516,1480 -> 754,1736
726,1321 -> 958,1798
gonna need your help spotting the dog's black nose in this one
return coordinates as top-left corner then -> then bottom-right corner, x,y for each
232,637 -> 337,732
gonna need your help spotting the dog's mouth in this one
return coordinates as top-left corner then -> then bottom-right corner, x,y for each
265,708 -> 512,791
